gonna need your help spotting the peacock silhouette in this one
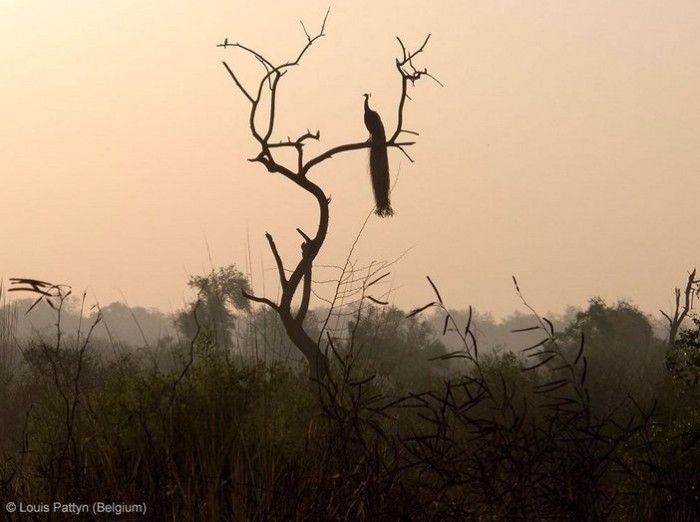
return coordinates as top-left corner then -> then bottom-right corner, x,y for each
363,93 -> 393,217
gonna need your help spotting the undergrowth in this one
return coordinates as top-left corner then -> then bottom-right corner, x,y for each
0,279 -> 698,521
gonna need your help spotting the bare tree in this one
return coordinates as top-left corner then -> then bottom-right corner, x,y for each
218,12 -> 436,385
661,268 -> 699,346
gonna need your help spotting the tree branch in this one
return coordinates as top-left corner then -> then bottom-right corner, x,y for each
241,290 -> 278,311
265,232 -> 287,286
390,34 -> 442,142
303,140 -> 415,174
663,268 -> 698,346
221,61 -> 253,103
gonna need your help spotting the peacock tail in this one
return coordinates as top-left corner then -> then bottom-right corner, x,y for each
363,94 -> 394,217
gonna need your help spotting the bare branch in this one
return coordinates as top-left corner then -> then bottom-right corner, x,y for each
366,296 -> 389,306
265,232 -> 287,286
296,228 -> 312,243
395,145 -> 415,163
424,71 -> 445,87
268,131 -> 320,149
300,20 -> 311,42
663,268 -> 698,345
298,263 -> 312,324
218,40 -> 275,71
221,61 -> 254,103
391,35 -> 441,142
250,151 -> 298,180
267,131 -> 321,173
263,72 -> 282,142
241,289 -> 278,311
303,140 -> 415,173
291,8 -> 330,65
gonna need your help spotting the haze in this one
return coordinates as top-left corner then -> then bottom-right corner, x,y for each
2,1 -> 699,320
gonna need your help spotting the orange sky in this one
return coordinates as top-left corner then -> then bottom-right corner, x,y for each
2,1 -> 699,320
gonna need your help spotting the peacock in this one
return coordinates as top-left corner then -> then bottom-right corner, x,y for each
363,94 -> 393,217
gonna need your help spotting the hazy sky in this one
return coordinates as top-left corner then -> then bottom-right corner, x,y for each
2,1 -> 699,320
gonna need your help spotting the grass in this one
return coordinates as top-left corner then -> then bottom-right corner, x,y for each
0,283 -> 699,521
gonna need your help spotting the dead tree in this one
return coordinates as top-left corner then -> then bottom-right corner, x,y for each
661,268 -> 699,346
218,12 -> 436,384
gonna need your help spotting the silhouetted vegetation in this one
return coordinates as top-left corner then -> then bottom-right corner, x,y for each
1,271 -> 699,521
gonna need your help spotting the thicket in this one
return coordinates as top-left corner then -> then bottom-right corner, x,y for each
0,274 -> 699,521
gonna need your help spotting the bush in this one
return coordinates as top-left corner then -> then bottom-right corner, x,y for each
2,297 -> 700,520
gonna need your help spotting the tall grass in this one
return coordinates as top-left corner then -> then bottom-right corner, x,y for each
0,282 -> 18,390
0,279 -> 699,520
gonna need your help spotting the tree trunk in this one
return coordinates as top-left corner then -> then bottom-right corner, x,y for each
281,313 -> 330,385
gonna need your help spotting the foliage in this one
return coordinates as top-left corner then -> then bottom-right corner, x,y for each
556,297 -> 666,415
344,305 -> 449,394
2,291 -> 700,520
174,264 -> 251,349
666,316 -> 700,387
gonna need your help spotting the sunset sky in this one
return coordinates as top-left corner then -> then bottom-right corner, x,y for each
2,1 -> 699,321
